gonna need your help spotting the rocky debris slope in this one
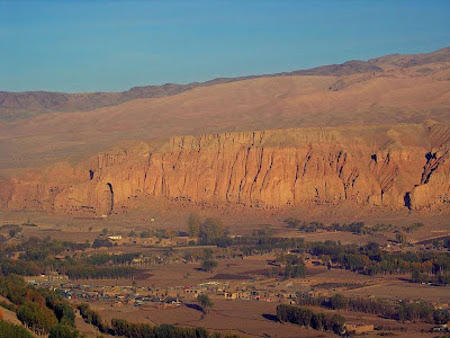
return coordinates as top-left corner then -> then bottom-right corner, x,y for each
1,123 -> 448,215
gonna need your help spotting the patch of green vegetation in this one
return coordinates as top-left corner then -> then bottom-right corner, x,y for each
277,303 -> 345,334
79,303 -> 239,337
402,222 -> 425,232
0,275 -> 77,336
0,319 -> 34,338
297,293 -> 449,324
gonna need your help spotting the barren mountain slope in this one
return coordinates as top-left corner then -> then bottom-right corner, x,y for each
1,123 -> 448,215
1,46 -> 448,121
1,61 -> 449,171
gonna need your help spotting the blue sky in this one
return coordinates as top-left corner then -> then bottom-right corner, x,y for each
1,0 -> 449,93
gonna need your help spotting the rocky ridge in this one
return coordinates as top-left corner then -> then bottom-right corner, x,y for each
1,123 -> 448,215
2,46 -> 449,121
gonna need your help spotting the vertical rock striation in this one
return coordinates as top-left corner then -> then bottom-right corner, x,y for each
1,123 -> 449,214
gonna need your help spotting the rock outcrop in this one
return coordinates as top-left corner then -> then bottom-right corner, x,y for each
1,123 -> 449,215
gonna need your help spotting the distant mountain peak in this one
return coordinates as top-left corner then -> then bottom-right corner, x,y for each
1,46 -> 448,121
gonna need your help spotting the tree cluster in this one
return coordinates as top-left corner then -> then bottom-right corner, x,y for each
79,302 -> 239,337
79,302 -> 109,333
0,258 -> 40,276
201,248 -> 218,272
276,304 -> 345,335
307,240 -> 450,277
93,237 -> 114,248
187,214 -> 231,247
284,219 -> 367,234
297,293 -> 449,324
66,265 -> 136,280
278,254 -> 306,279
232,236 -> 305,255
0,275 -> 79,336
0,319 -> 34,338
82,253 -> 139,266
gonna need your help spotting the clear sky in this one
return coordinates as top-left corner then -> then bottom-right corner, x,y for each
1,0 -> 449,93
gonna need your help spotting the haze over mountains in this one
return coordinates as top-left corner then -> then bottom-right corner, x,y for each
0,47 -> 449,215
1,46 -> 450,171
1,46 -> 449,121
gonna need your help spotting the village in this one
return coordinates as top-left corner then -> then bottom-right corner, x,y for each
25,275 -> 308,308
0,213 -> 448,337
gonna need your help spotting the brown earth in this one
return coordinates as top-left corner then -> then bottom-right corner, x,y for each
77,258 -> 445,337
0,48 -> 449,217
0,48 -> 449,172
2,46 -> 448,122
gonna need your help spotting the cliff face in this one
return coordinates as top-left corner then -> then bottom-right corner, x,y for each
1,123 -> 449,214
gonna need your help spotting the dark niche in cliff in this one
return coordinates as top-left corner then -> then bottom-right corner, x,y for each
89,170 -> 94,180
106,182 -> 114,214
404,192 -> 412,210
421,152 -> 438,184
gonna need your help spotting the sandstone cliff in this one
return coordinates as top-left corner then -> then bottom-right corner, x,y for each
1,123 -> 449,214
2,48 -> 450,173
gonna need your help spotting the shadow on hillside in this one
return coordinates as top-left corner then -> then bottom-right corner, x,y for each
262,313 -> 279,322
185,303 -> 204,313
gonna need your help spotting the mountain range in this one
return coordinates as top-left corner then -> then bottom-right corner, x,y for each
0,46 -> 449,215
2,46 -> 449,121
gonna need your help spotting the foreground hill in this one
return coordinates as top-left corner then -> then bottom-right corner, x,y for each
1,122 -> 448,215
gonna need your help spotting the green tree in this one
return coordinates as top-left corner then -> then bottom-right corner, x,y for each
17,301 -> 57,336
437,273 -> 449,285
198,218 -> 229,245
140,230 -> 151,238
0,319 -> 34,338
197,294 -> 214,313
203,248 -> 213,260
187,213 -> 202,238
329,294 -> 348,310
433,309 -> 450,324
155,228 -> 167,241
49,323 -> 80,338
330,314 -> 346,334
52,301 -> 76,327
283,263 -> 293,280
311,313 -> 324,330
395,232 -> 406,243
411,269 -> 428,283
201,259 -> 218,273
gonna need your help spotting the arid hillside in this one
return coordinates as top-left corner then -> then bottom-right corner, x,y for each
1,47 -> 450,171
2,46 -> 448,122
1,123 -> 448,215
0,48 -> 449,216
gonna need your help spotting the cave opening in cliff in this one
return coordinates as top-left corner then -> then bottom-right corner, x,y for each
404,192 -> 411,210
106,182 -> 114,214
89,170 -> 94,180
